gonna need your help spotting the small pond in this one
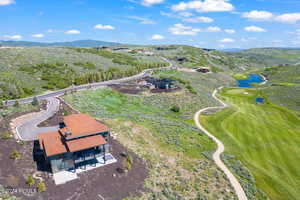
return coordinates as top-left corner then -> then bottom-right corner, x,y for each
237,74 -> 264,88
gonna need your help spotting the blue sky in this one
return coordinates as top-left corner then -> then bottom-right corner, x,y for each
0,0 -> 300,48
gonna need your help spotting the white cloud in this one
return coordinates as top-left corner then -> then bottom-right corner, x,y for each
224,29 -> 235,34
169,23 -> 201,35
241,37 -> 256,42
31,33 -> 44,38
65,29 -> 80,34
179,12 -> 193,17
275,13 -> 300,24
94,24 -> 115,30
183,16 -> 214,23
171,0 -> 234,13
220,38 -> 234,43
0,0 -> 14,6
128,16 -> 156,24
3,34 -> 22,40
244,26 -> 266,32
242,10 -> 273,21
169,24 -> 221,35
142,0 -> 164,6
150,34 -> 165,40
242,11 -> 300,24
206,26 -> 221,32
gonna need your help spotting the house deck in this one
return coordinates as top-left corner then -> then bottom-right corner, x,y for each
53,153 -> 117,185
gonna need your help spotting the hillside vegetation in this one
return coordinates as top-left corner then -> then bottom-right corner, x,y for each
62,69 -> 273,200
227,48 -> 300,66
0,47 -> 167,100
261,64 -> 300,113
201,88 -> 300,200
149,45 -> 254,72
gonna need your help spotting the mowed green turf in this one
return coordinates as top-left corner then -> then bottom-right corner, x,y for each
201,88 -> 300,200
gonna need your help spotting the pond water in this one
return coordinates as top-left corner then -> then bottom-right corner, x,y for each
237,74 -> 264,88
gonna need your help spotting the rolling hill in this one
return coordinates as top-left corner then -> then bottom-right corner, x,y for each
226,48 -> 300,66
0,39 -> 121,47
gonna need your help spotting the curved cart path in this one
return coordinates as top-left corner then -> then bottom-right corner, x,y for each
16,97 -> 60,141
194,87 -> 248,200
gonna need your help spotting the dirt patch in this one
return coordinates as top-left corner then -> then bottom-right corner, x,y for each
178,68 -> 197,73
37,100 -> 78,127
108,84 -> 148,94
0,137 -> 148,200
109,84 -> 182,95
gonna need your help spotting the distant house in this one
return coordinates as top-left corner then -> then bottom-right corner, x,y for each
196,67 -> 210,73
144,77 -> 176,89
38,114 -> 111,173
113,47 -> 129,51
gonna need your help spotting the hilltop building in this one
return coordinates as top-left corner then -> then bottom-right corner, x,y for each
38,114 -> 112,173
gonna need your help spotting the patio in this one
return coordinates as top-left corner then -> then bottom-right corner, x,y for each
53,153 -> 117,185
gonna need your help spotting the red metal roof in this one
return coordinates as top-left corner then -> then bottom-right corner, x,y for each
63,114 -> 109,139
38,114 -> 109,157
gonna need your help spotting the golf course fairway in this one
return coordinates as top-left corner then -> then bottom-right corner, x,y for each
200,88 -> 300,200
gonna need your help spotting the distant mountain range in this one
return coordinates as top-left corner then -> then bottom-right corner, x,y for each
221,47 -> 300,52
0,39 -> 122,47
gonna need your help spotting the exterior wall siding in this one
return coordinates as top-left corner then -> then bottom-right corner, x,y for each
46,131 -> 111,173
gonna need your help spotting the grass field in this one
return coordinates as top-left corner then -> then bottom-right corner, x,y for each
201,88 -> 300,200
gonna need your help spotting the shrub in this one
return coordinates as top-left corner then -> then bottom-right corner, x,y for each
13,101 -> 20,107
186,85 -> 197,94
37,181 -> 46,192
2,131 -> 13,139
210,66 -> 224,73
123,154 -> 134,171
170,105 -> 180,113
10,149 -> 21,159
31,97 -> 39,106
26,175 -> 35,186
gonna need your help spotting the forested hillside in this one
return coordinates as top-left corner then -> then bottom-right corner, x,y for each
0,47 -> 167,100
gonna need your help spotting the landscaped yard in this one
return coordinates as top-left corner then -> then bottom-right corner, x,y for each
201,88 -> 300,200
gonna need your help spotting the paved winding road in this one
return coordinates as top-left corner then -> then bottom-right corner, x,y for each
4,57 -> 174,106
16,97 -> 60,141
194,87 -> 248,200
13,57 -> 174,141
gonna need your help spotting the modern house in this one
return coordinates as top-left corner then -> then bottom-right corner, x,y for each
196,67 -> 210,73
144,77 -> 176,90
38,114 -> 111,173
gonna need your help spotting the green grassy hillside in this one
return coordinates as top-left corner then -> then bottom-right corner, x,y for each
0,45 -> 254,101
227,48 -> 300,66
0,47 -> 167,100
261,64 -> 300,113
149,45 -> 254,72
201,88 -> 300,200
